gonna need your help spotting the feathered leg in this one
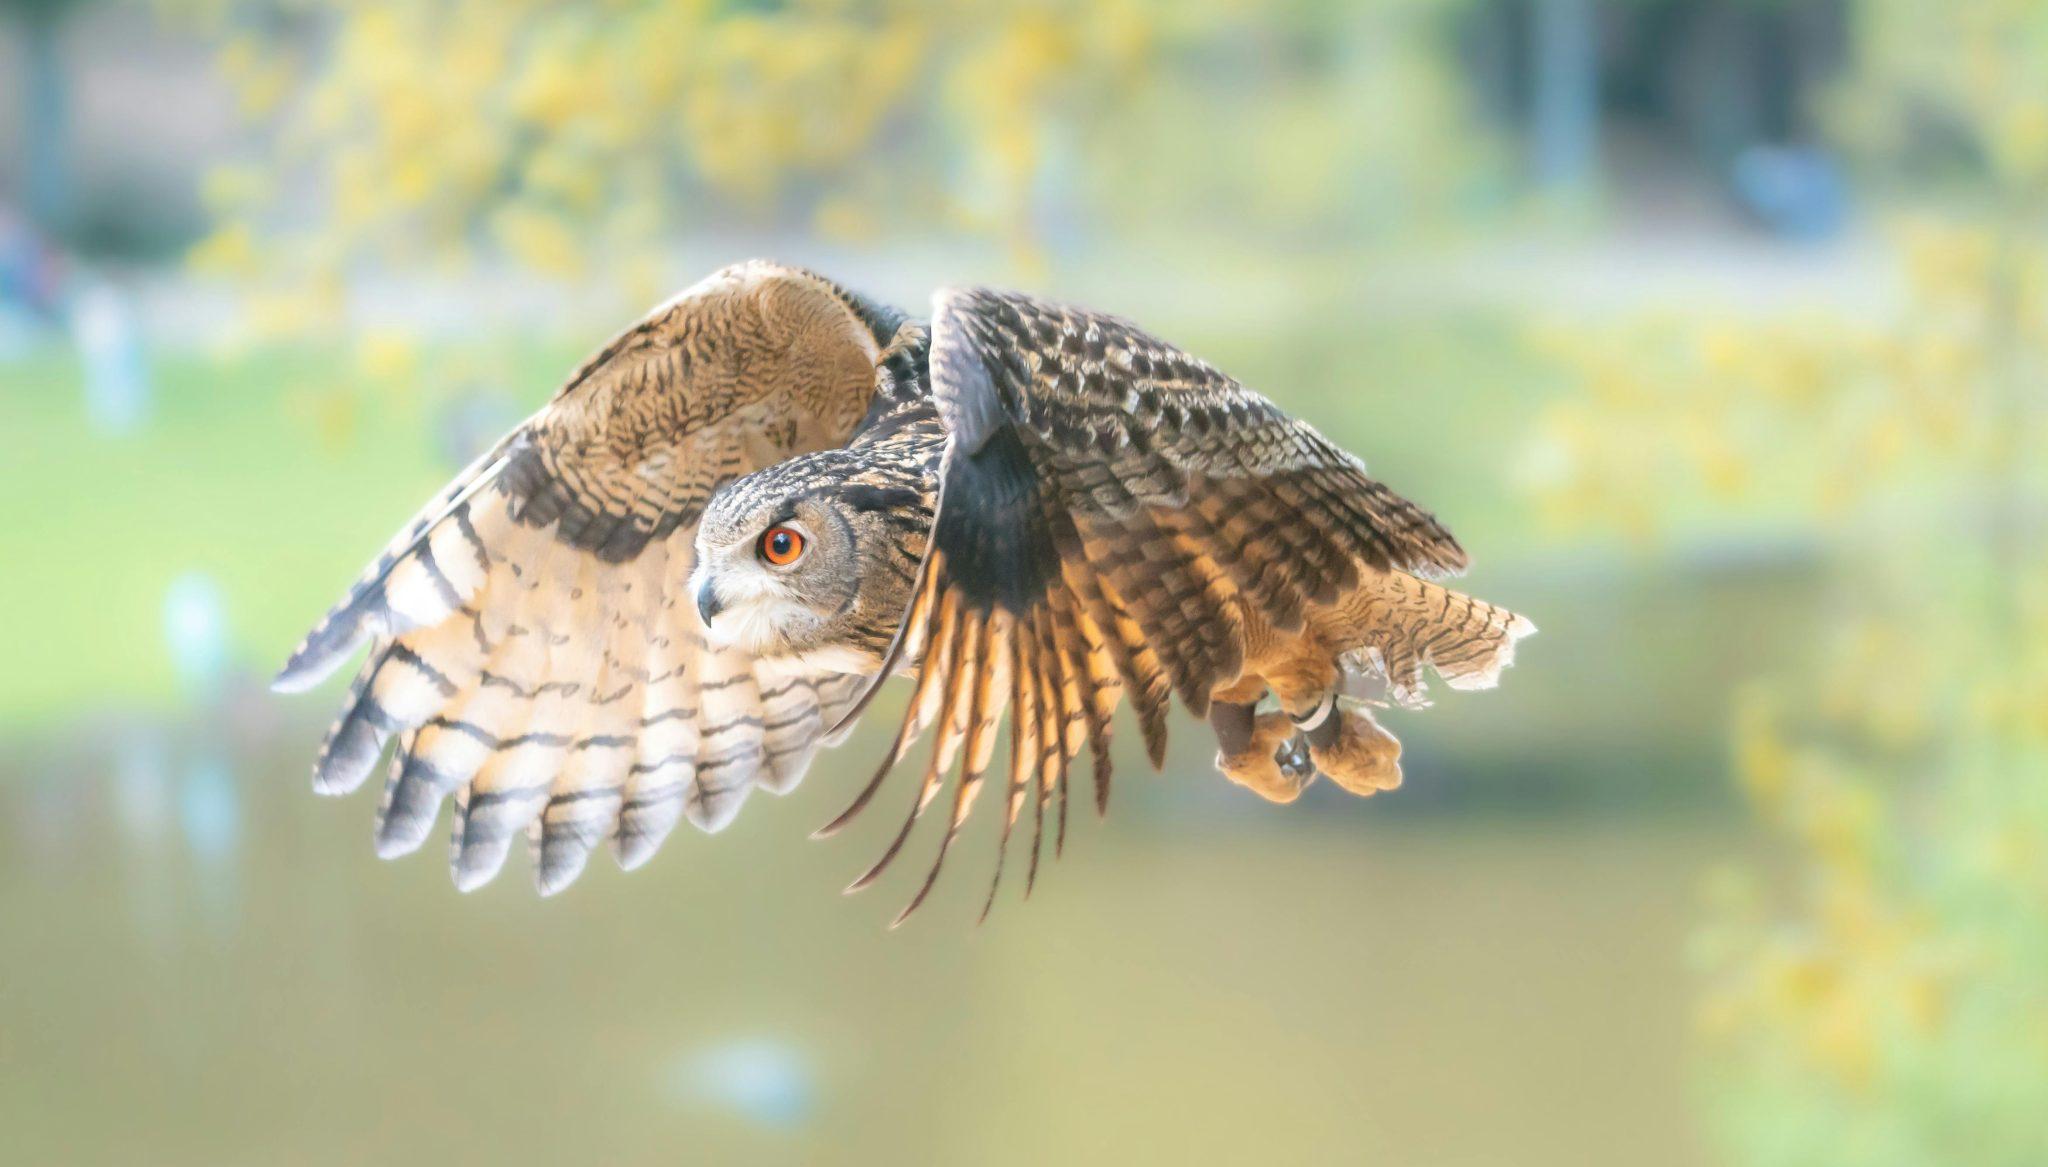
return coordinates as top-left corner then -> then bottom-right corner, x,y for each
1210,700 -> 1316,804
1310,706 -> 1403,797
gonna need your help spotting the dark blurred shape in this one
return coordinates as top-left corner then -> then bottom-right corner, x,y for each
1530,0 -> 1600,192
0,202 -> 65,328
1466,0 -> 1849,207
4,0 -> 206,264
2,0 -> 89,233
63,163 -> 207,263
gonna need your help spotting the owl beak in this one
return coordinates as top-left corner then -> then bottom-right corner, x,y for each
695,580 -> 726,629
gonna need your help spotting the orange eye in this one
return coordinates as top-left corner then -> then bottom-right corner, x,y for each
759,525 -> 806,567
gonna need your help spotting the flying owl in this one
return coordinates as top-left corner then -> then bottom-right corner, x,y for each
276,260 -> 1534,922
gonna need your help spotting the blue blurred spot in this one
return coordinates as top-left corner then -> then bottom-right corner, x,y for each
665,1038 -> 815,1129
72,283 -> 152,437
163,572 -> 230,700
1731,145 -> 1848,242
0,205 -> 63,356
179,754 -> 241,863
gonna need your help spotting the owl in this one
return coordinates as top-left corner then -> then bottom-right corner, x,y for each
277,260 -> 1534,922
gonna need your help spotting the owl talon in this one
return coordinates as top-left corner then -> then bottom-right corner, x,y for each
1274,733 -> 1315,781
1216,711 -> 1316,804
1311,707 -> 1403,797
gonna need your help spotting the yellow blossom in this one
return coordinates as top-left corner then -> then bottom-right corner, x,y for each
490,204 -> 583,276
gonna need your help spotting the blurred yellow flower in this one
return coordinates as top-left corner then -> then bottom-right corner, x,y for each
187,223 -> 259,277
355,331 -> 419,383
1534,8 -> 2048,1148
490,204 -> 584,276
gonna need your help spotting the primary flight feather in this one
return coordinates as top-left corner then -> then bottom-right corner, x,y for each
277,260 -> 1534,920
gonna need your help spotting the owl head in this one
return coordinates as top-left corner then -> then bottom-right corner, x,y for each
689,449 -> 931,672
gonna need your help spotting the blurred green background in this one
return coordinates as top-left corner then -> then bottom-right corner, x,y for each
1,1 -> 2042,1164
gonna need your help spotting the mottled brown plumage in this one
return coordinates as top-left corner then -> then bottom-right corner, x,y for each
279,262 -> 1533,919
828,288 -> 1531,922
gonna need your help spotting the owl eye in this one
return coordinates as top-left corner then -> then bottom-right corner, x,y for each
758,525 -> 806,567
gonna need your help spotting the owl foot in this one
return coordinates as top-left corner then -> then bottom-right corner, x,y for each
1214,709 -> 1316,804
1311,707 -> 1403,798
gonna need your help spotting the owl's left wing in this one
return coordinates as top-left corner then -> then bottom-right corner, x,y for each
274,261 -> 893,895
824,287 -> 1470,923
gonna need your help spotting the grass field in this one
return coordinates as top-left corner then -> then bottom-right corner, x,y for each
4,343 -> 499,723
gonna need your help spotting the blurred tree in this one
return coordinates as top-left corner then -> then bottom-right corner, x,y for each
1528,4 -> 2048,1164
177,0 -> 1496,344
2,0 -> 96,234
1528,0 -> 1598,194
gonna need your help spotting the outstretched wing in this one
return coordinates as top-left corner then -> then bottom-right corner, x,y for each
828,286 -> 1471,923
275,260 -> 896,894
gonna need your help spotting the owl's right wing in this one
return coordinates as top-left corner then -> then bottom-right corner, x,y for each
274,261 -> 897,894
825,287 -> 1501,925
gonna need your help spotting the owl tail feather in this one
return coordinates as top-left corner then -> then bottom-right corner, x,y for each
1337,572 -> 1535,707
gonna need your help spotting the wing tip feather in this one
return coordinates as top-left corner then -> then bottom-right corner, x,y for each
273,623 -> 369,693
